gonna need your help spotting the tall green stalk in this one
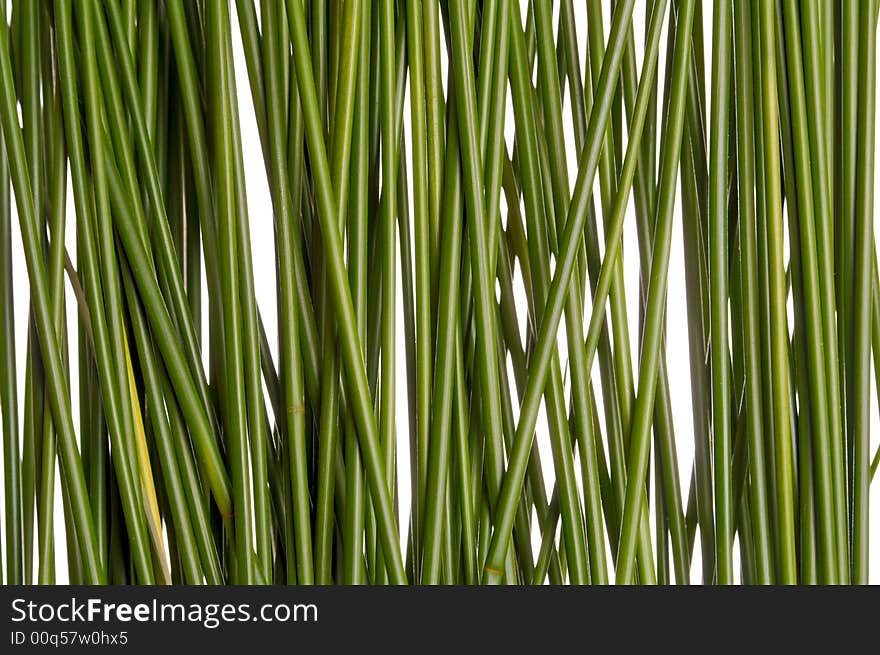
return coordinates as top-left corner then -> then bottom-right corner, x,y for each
0,10 -> 104,585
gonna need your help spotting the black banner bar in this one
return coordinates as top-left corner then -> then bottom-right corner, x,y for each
1,586 -> 874,652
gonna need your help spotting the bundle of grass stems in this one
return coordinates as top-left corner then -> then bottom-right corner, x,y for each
0,0 -> 879,586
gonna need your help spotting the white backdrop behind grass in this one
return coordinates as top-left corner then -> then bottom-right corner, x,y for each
1,0 -> 879,583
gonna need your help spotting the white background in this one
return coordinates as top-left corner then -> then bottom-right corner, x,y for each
1,0 -> 878,583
